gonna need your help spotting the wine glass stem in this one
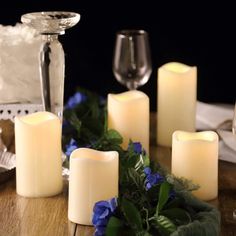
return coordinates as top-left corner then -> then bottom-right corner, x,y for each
127,81 -> 137,90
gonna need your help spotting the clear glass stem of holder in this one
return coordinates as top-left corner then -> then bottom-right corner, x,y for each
39,34 -> 65,121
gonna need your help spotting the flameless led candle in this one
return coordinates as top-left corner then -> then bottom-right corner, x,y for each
172,130 -> 219,201
157,62 -> 197,147
15,112 -> 63,197
68,148 -> 119,225
108,90 -> 149,153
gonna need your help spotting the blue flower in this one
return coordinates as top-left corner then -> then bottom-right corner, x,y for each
144,167 -> 164,190
65,138 -> 78,156
92,198 -> 117,236
66,92 -> 86,109
128,142 -> 142,154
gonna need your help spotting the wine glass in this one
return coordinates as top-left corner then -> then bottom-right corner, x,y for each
113,29 -> 152,90
21,11 -> 80,120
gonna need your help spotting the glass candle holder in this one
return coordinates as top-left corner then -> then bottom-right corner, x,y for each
21,11 -> 80,120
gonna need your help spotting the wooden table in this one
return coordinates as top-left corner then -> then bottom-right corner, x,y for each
1,118 -> 236,235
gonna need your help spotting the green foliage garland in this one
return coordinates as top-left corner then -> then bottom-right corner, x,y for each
63,88 -> 220,236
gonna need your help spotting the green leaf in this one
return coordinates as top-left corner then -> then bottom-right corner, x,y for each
69,112 -> 82,136
166,174 -> 199,193
155,215 -> 177,235
127,168 -> 145,189
105,129 -> 123,144
156,182 -> 171,214
164,197 -> 182,210
136,232 -> 152,236
143,154 -> 150,167
106,216 -> 123,236
161,208 -> 191,225
121,198 -> 143,232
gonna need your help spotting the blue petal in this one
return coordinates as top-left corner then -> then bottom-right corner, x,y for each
94,201 -> 110,210
65,139 -> 78,156
92,213 -> 100,225
133,142 -> 142,154
99,209 -> 110,219
93,206 -> 107,216
94,218 -> 109,227
146,182 -> 152,190
144,167 -> 151,175
108,198 -> 117,212
147,174 -> 157,185
155,173 -> 164,184
66,92 -> 87,109
94,226 -> 106,236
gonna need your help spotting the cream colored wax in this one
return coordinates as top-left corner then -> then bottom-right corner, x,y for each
15,112 -> 63,197
68,148 -> 119,225
108,90 -> 149,153
157,62 -> 197,147
172,130 -> 219,201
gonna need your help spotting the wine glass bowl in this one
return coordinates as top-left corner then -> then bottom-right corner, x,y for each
113,29 -> 152,90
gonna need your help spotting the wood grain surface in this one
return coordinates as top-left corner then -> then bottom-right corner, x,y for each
0,116 -> 236,235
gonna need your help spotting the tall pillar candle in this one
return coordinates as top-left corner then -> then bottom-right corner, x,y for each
108,90 -> 149,153
15,112 -> 63,197
157,62 -> 197,147
68,148 -> 118,225
172,130 -> 218,201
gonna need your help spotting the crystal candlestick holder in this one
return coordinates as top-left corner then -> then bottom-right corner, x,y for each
21,11 -> 80,120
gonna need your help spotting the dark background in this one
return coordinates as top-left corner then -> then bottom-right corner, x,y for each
1,1 -> 235,111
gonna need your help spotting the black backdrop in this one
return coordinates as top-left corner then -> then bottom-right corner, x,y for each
1,1 -> 235,111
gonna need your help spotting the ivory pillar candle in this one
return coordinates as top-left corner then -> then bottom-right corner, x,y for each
172,130 -> 219,201
15,112 -> 63,197
68,148 -> 118,225
108,91 -> 149,153
157,62 -> 197,147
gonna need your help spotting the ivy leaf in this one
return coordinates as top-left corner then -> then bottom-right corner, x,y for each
156,182 -> 171,214
155,215 -> 177,235
106,216 -> 123,236
105,129 -> 123,145
121,198 -> 143,232
161,208 -> 191,225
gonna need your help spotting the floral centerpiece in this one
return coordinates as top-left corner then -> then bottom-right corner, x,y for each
63,88 -> 220,236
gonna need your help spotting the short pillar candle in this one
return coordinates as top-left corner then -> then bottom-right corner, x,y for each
68,148 -> 119,225
15,112 -> 63,197
108,90 -> 149,153
157,62 -> 197,147
172,130 -> 219,201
